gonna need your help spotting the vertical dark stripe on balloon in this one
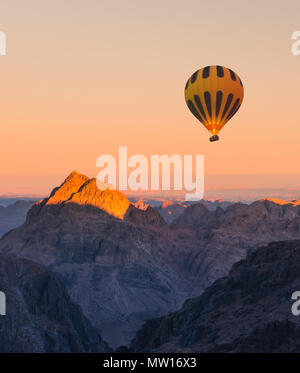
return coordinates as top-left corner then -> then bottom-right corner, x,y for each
194,95 -> 207,121
239,78 -> 243,87
204,91 -> 212,118
226,102 -> 241,121
185,79 -> 189,90
202,66 -> 210,78
216,91 -> 223,118
225,99 -> 240,121
187,100 -> 204,123
216,66 -> 224,77
221,93 -> 234,120
191,70 -> 198,83
229,69 -> 236,81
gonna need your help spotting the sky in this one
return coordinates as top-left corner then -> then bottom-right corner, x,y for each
0,0 -> 300,196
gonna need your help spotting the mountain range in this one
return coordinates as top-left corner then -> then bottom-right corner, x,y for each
0,253 -> 110,352
2,171 -> 300,350
130,239 -> 300,352
0,200 -> 35,238
0,172 -> 190,347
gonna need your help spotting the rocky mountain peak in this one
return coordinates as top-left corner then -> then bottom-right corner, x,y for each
44,171 -> 90,205
261,198 -> 300,206
38,171 -> 130,219
132,200 -> 149,211
66,178 -> 130,219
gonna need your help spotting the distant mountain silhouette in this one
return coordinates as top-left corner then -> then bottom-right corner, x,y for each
153,199 -> 233,224
0,200 -> 35,237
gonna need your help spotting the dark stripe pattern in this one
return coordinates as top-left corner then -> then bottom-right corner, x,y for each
216,66 -> 224,77
204,91 -> 212,117
226,101 -> 241,121
216,91 -> 223,118
225,98 -> 240,121
229,69 -> 236,81
194,95 -> 207,121
191,70 -> 198,83
202,66 -> 210,79
187,100 -> 204,123
221,93 -> 234,120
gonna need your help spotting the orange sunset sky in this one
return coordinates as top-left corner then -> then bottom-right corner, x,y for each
0,0 -> 300,196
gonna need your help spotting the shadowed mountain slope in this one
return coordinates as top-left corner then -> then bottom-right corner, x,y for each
0,253 -> 110,353
159,198 -> 300,293
0,171 -> 190,348
130,239 -> 300,353
2,172 -> 300,348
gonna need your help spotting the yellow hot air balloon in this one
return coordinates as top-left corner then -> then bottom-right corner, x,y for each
185,65 -> 244,141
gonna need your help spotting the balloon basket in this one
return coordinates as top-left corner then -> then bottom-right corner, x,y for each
209,135 -> 219,142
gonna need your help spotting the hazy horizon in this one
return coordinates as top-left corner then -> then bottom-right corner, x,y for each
2,172 -> 300,202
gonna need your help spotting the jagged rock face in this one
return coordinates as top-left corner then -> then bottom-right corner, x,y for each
43,171 -> 130,219
2,171 -> 300,349
0,172 -> 190,348
130,239 -> 300,353
126,205 -> 167,229
159,199 -> 300,294
132,200 -> 149,211
154,199 -> 233,225
0,200 -> 35,237
44,171 -> 90,205
172,203 -> 217,228
0,254 -> 110,353
197,199 -> 233,211
0,203 -> 189,347
155,202 -> 186,224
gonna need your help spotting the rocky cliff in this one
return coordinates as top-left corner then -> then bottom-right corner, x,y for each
130,239 -> 300,352
159,198 -> 300,294
0,171 -> 190,348
2,171 -> 300,349
0,253 -> 110,352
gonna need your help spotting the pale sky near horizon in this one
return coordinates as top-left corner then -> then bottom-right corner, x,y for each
0,0 -> 300,195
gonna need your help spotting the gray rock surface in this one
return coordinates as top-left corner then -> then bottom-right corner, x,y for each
0,253 -> 110,352
161,199 -> 300,293
130,239 -> 300,352
0,172 -> 191,348
2,172 -> 300,349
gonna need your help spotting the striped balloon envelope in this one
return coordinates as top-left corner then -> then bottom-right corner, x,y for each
185,65 -> 244,141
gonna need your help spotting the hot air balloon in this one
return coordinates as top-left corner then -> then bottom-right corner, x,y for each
185,65 -> 244,142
